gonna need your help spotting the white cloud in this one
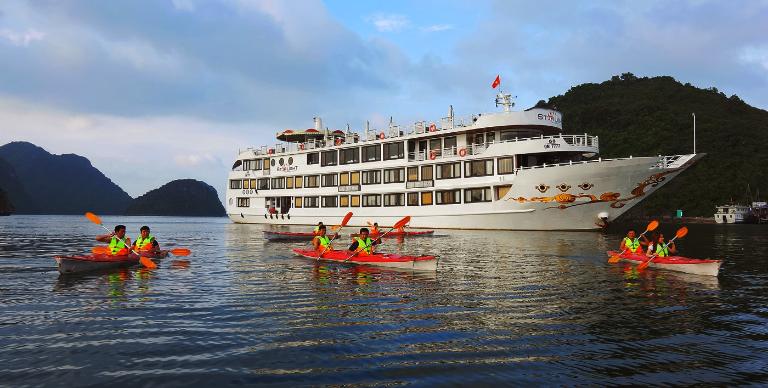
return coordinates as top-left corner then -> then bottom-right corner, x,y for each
368,14 -> 410,32
0,28 -> 45,46
422,24 -> 453,32
174,153 -> 221,167
739,45 -> 768,72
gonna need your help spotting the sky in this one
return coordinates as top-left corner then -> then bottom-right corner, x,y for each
1,0 -> 766,199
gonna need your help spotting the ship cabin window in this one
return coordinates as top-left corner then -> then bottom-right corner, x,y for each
257,178 -> 270,190
236,197 -> 250,207
429,139 -> 441,152
230,179 -> 242,189
286,177 -> 294,189
362,170 -> 381,185
242,179 -> 249,189
362,145 -> 381,162
421,165 -> 433,181
498,157 -> 516,174
436,162 -> 461,180
465,159 -> 494,177
321,150 -> 338,166
362,194 -> 381,207
436,189 -> 460,205
295,197 -> 302,208
339,172 -> 349,185
304,196 -> 319,208
407,192 -> 419,206
242,159 -> 261,171
350,195 -> 360,207
384,193 -> 405,207
339,148 -> 359,164
495,185 -> 512,200
407,167 -> 419,182
350,171 -> 360,184
271,178 -> 285,189
321,174 -> 337,187
384,168 -> 405,183
322,196 -> 337,208
339,195 -> 349,207
250,179 -> 258,189
383,142 -> 404,160
421,192 -> 433,205
307,152 -> 320,165
443,136 -> 457,153
465,187 -> 492,203
232,160 -> 243,171
304,175 -> 320,188
486,131 -> 495,144
294,176 -> 303,188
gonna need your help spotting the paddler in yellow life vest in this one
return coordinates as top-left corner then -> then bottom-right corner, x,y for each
646,233 -> 677,257
312,225 -> 333,253
619,229 -> 647,254
348,227 -> 381,256
132,225 -> 160,253
95,224 -> 131,256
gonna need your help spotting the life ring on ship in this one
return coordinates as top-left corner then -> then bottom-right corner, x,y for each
335,138 -> 342,146
429,150 -> 437,160
267,148 -> 274,155
458,148 -> 467,157
428,123 -> 437,132
299,143 -> 305,150
379,132 -> 385,140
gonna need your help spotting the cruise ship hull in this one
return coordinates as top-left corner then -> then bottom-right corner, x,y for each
228,154 -> 703,231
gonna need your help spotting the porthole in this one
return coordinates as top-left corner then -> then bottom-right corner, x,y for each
288,157 -> 293,165
279,158 -> 284,166
270,159 -> 276,167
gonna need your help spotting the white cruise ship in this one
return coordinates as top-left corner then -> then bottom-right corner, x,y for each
225,92 -> 703,230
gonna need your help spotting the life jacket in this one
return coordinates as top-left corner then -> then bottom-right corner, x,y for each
371,227 -> 380,235
314,226 -> 321,234
315,235 -> 331,251
109,236 -> 129,256
135,234 -> 155,251
623,237 -> 641,253
655,243 -> 670,257
354,237 -> 373,255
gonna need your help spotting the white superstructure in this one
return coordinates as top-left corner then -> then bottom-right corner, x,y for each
225,92 -> 703,230
714,204 -> 754,224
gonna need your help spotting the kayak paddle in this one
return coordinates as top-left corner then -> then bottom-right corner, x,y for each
92,246 -> 190,256
84,212 -> 157,269
318,212 -> 353,258
638,226 -> 688,271
608,220 -> 659,263
344,216 -> 411,262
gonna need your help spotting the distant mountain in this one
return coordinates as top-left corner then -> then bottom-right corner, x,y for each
0,188 -> 12,215
541,73 -> 768,217
126,179 -> 225,217
0,142 -> 132,214
0,156 -> 34,213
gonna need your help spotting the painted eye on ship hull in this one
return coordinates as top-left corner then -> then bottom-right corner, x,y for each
578,183 -> 594,190
535,184 -> 550,193
556,183 -> 571,192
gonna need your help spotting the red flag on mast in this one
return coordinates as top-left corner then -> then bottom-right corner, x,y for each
491,75 -> 501,89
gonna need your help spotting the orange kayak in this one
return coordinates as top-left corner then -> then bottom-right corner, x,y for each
292,248 -> 438,271
606,250 -> 721,276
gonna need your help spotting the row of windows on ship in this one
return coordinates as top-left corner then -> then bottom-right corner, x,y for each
234,185 -> 512,209
230,158 -> 517,191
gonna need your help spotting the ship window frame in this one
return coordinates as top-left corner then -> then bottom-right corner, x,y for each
271,177 -> 285,189
230,179 -> 242,189
436,162 -> 461,180
421,191 -> 433,205
295,196 -> 303,208
236,197 -> 250,207
435,189 -> 460,205
362,144 -> 381,162
498,157 -> 515,175
350,195 -> 360,207
361,170 -> 381,185
407,192 -> 419,206
383,141 -> 404,161
383,168 -> 405,184
321,173 -> 338,187
383,193 -> 405,207
361,194 -> 381,207
286,176 -> 294,189
257,178 -> 270,190
304,175 -> 319,188
339,195 -> 349,207
339,147 -> 359,165
464,187 -> 492,203
307,152 -> 320,165
321,150 -> 338,167
304,196 -> 319,208
407,167 -> 419,182
321,196 -> 338,208
465,159 -> 494,177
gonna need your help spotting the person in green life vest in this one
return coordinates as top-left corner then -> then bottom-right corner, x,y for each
95,224 -> 131,255
312,225 -> 333,253
619,229 -> 647,254
132,225 -> 160,253
348,227 -> 381,256
646,233 -> 677,257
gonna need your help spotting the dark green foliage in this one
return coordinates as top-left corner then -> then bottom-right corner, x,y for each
126,179 -> 225,217
547,74 -> 768,217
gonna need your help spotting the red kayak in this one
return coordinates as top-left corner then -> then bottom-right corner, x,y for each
264,230 -> 317,241
606,250 -> 721,277
54,251 -> 169,274
292,248 -> 438,271
350,230 -> 435,238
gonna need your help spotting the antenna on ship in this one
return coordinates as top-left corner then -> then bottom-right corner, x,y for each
495,90 -> 515,112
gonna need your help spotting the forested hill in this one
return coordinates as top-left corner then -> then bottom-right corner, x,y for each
541,73 -> 768,217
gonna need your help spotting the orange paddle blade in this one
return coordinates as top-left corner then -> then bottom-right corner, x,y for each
92,246 -> 110,254
647,220 -> 659,232
169,248 -> 191,256
340,212 -> 353,227
608,255 -> 621,263
676,226 -> 689,239
139,256 -> 157,269
393,216 -> 411,229
637,261 -> 650,271
85,212 -> 102,225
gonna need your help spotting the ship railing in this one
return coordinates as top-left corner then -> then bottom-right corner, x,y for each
408,147 -> 457,161
513,152 -> 689,173
651,154 -> 686,169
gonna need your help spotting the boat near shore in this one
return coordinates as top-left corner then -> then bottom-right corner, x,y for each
226,91 -> 703,231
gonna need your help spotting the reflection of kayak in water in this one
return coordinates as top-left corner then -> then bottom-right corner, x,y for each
292,248 -> 438,271
606,250 -> 721,277
263,230 -> 316,241
350,230 -> 435,238
54,251 -> 169,274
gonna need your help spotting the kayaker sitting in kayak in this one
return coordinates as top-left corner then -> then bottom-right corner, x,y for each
370,222 -> 380,235
314,222 -> 324,235
95,225 -> 131,256
132,225 -> 160,253
312,225 -> 334,252
348,227 -> 381,256
646,233 -> 677,257
620,229 -> 647,255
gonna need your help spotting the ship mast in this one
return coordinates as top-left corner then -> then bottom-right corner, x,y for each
495,90 -> 515,112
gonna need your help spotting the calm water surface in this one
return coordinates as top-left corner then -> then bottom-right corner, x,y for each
0,215 -> 766,386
